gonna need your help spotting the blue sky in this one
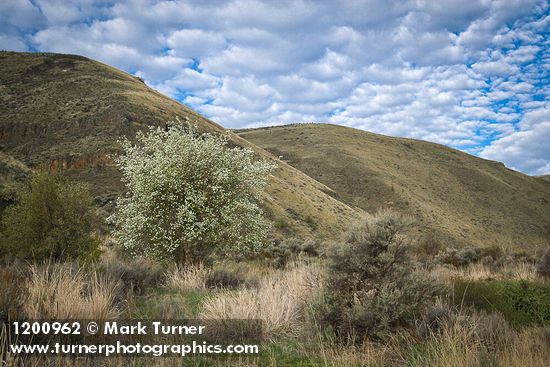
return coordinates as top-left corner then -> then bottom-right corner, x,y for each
1,0 -> 549,175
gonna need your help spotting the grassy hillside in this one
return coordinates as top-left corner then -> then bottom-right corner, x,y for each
0,52 -> 360,240
238,123 -> 550,250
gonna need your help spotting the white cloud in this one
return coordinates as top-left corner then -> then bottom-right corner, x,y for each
34,0 -> 95,25
0,34 -> 27,51
480,107 -> 550,175
471,60 -> 519,76
166,29 -> 226,58
0,0 -> 45,31
155,68 -> 219,96
1,0 -> 549,174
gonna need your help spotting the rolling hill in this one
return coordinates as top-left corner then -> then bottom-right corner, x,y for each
238,124 -> 550,250
0,51 -> 360,240
2,51 -> 548,251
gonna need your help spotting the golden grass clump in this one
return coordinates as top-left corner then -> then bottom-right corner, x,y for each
314,333 -> 388,367
24,262 -> 119,320
431,261 -> 539,284
165,263 -> 208,292
400,321 -> 483,367
497,327 -> 550,367
503,261 -> 538,281
0,265 -> 26,320
200,262 -> 322,338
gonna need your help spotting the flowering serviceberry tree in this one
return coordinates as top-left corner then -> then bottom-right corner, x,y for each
109,122 -> 276,263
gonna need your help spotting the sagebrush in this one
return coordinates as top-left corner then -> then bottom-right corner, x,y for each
317,210 -> 444,340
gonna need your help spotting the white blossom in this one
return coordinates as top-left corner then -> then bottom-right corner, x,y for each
108,122 -> 276,263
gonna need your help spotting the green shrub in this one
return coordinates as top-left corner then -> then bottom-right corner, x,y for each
304,215 -> 318,230
0,170 -> 100,261
109,123 -> 275,264
317,211 -> 445,340
453,279 -> 550,326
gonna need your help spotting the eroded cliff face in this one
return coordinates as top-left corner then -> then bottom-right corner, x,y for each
47,153 -> 113,170
0,122 -> 48,141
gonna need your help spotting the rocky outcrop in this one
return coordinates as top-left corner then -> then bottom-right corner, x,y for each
47,152 -> 113,170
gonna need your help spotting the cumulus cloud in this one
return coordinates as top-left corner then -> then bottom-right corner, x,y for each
166,29 -> 226,58
480,107 -> 550,175
1,0 -> 549,174
0,34 -> 27,51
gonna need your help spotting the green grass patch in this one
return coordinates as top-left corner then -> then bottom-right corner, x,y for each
120,341 -> 323,366
453,278 -> 550,326
124,288 -> 215,319
255,341 -> 322,366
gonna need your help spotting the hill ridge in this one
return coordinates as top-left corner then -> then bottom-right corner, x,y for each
0,51 -> 360,240
238,123 -> 550,250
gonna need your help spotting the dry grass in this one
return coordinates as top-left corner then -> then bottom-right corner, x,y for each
313,333 -> 388,367
0,264 -> 26,320
165,263 -> 209,292
389,307 -> 549,367
401,317 -> 483,367
431,261 -> 539,284
298,305 -> 550,367
23,262 -> 120,320
502,261 -> 538,281
497,327 -> 550,367
1,257 -> 549,366
200,261 -> 322,338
